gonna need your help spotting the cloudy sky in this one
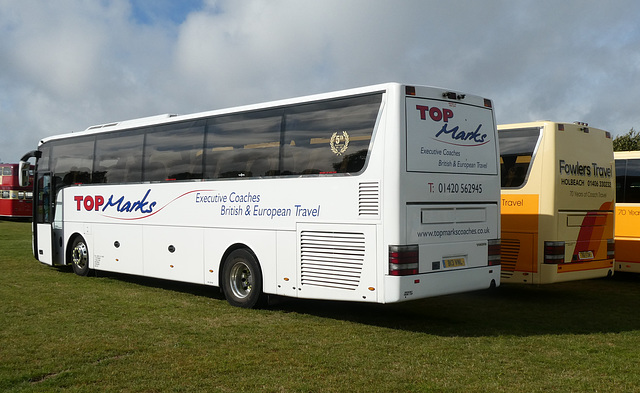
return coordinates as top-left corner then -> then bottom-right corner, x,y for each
1,0 -> 639,163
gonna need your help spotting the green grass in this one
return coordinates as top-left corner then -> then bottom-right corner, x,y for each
1,220 -> 639,392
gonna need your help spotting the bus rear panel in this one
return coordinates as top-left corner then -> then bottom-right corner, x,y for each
499,121 -> 614,284
383,86 -> 501,302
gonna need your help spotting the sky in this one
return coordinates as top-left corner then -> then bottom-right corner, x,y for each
1,0 -> 640,163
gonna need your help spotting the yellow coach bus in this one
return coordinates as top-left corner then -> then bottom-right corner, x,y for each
614,151 -> 640,273
498,121 -> 615,284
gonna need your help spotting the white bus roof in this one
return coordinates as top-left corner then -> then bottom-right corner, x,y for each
39,82 -> 491,145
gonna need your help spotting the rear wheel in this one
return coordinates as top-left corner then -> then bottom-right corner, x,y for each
222,249 -> 266,308
69,236 -> 90,276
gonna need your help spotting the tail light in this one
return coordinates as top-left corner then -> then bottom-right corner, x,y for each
389,245 -> 419,276
488,239 -> 501,266
544,241 -> 565,264
607,239 -> 615,259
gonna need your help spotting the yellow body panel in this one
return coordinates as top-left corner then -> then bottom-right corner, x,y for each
499,122 -> 614,284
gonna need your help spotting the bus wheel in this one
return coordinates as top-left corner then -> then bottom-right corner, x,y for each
69,236 -> 90,277
222,249 -> 266,308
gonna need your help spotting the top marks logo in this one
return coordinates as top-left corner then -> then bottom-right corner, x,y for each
73,189 -> 217,220
74,189 -> 158,220
415,105 -> 490,147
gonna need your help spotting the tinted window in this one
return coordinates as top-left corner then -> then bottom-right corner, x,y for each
621,159 -> 640,203
282,94 -> 380,175
205,110 -> 283,179
498,127 -> 541,188
94,131 -> 144,184
144,121 -> 205,181
38,92 -> 383,185
37,144 -> 52,172
615,159 -> 626,202
36,173 -> 52,223
50,137 -> 95,186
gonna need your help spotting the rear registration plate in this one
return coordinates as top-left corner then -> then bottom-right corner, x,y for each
443,257 -> 466,268
578,251 -> 594,260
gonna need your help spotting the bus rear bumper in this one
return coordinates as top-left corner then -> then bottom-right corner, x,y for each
614,239 -> 640,273
614,260 -> 640,274
382,266 -> 500,303
540,259 -> 614,283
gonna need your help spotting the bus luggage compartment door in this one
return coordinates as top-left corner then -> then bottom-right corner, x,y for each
35,223 -> 54,266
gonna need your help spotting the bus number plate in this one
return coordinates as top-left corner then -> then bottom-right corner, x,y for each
443,257 -> 466,268
578,251 -> 594,260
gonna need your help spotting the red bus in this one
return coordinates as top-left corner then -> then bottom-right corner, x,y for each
0,163 -> 33,219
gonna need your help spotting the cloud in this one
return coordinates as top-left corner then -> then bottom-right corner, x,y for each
1,0 -> 640,163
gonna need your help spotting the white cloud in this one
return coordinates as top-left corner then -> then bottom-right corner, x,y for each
1,0 -> 640,163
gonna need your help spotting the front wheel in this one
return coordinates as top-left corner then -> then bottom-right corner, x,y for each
222,249 -> 266,308
69,236 -> 90,276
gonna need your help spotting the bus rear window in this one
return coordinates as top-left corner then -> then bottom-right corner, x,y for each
499,127 -> 541,188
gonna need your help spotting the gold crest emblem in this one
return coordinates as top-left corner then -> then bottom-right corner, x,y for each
330,131 -> 350,155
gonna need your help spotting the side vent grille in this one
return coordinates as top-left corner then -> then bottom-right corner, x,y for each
359,181 -> 380,217
300,231 -> 365,290
500,238 -> 520,278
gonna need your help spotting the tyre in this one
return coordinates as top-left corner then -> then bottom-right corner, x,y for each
69,236 -> 90,277
222,249 -> 266,308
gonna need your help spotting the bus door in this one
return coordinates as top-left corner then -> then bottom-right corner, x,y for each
34,172 -> 60,265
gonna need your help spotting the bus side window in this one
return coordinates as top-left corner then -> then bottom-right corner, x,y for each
501,155 -> 530,188
144,121 -> 205,182
615,159 -> 627,203
95,132 -> 144,184
624,159 -> 640,203
498,127 -> 540,188
36,174 -> 51,223
51,138 -> 95,186
205,111 -> 283,179
283,95 -> 379,175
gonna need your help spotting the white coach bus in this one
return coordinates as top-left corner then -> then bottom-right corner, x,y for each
20,83 -> 501,308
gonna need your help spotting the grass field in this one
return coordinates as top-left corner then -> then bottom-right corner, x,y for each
1,220 -> 639,392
